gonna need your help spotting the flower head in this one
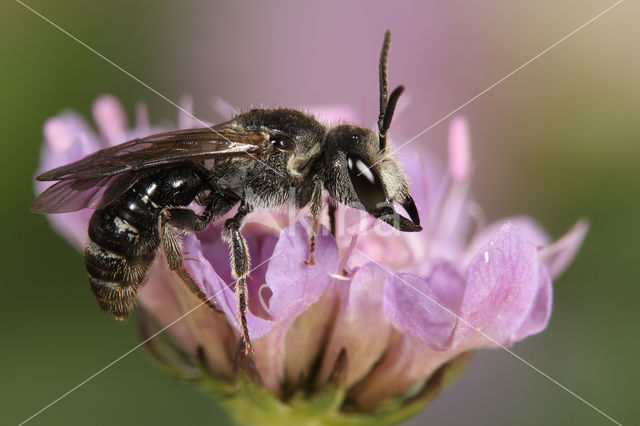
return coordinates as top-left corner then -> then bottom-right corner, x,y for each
35,95 -> 587,424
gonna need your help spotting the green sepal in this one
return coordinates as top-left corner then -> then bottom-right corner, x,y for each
207,351 -> 472,426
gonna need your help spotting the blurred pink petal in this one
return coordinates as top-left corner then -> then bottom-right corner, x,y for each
540,219 -> 589,279
448,116 -> 471,182
178,94 -> 196,129
306,105 -> 359,125
92,94 -> 128,146
135,102 -> 151,134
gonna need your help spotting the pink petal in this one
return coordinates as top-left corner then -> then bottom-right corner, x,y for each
182,234 -> 274,339
349,333 -> 459,409
512,264 -> 553,342
210,96 -> 238,120
318,262 -> 393,387
463,215 -> 551,268
384,262 -> 465,350
455,222 -> 543,348
539,219 -> 589,279
253,219 -> 339,392
306,105 -> 359,125
178,94 -> 195,129
448,116 -> 471,182
283,287 -> 337,388
92,95 -> 128,146
135,102 -> 151,134
137,262 -> 198,351
39,113 -> 103,173
266,220 -> 339,321
37,113 -> 104,248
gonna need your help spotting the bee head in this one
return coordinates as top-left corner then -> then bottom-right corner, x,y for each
320,30 -> 420,232
321,125 -> 421,232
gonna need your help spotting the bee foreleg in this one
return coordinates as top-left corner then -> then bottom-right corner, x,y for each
328,198 -> 337,237
305,177 -> 323,265
222,205 -> 253,355
158,211 -> 222,313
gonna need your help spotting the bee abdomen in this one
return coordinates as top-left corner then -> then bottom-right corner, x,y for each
85,208 -> 160,319
85,238 -> 157,319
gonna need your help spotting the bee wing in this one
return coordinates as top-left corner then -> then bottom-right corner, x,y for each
32,124 -> 270,213
31,171 -> 151,213
36,123 -> 269,181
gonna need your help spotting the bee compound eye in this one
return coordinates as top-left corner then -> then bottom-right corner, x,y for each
346,152 -> 387,211
270,135 -> 295,152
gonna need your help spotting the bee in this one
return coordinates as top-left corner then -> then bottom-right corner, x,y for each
31,30 -> 421,354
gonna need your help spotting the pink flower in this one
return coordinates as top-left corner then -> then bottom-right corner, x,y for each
34,95 -> 587,423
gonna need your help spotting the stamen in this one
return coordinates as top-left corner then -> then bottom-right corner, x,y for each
337,234 -> 359,273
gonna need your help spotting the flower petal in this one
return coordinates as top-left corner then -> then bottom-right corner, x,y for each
455,222 -> 543,348
318,262 -> 393,388
349,333 -> 457,409
182,234 -> 274,339
448,116 -> 471,182
266,219 -> 339,321
254,219 -> 339,392
138,260 -> 236,379
384,262 -> 465,350
36,113 -> 104,248
463,215 -> 551,268
137,260 -> 199,354
178,94 -> 195,129
306,105 -> 359,125
512,264 -> 553,341
92,95 -> 128,146
539,219 -> 589,279
39,113 -> 103,174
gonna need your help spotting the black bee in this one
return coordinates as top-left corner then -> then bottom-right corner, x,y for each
31,30 -> 421,354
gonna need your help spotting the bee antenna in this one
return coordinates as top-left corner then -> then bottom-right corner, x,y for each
378,30 -> 403,152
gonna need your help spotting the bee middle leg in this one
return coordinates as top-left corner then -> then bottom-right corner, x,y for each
222,205 -> 253,355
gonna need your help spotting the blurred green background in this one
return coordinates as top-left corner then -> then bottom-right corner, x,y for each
2,1 -> 638,425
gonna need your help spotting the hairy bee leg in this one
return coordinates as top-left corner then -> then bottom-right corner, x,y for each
158,210 -> 222,313
222,206 -> 253,355
328,198 -> 337,237
306,178 -> 324,265
157,194 -> 239,311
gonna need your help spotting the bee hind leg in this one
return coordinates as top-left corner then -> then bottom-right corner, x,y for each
158,208 -> 222,313
222,205 -> 253,355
